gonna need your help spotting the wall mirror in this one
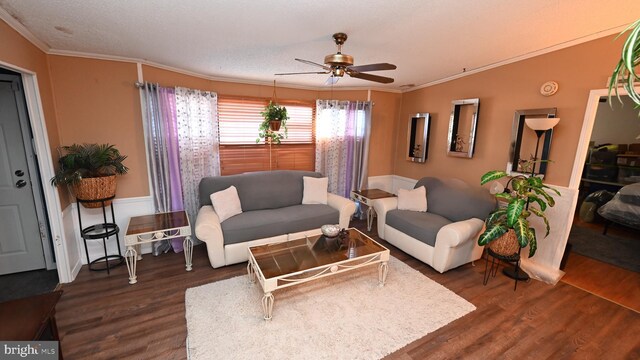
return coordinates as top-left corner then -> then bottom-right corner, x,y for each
508,108 -> 557,176
407,113 -> 431,163
447,98 -> 479,158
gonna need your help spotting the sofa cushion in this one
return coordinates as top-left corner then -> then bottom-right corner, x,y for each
386,210 -> 452,247
198,170 -> 322,211
302,176 -> 328,204
210,186 -> 242,222
413,177 -> 496,222
221,204 -> 339,245
398,186 -> 427,212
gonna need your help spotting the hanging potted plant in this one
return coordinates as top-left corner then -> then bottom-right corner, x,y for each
50,143 -> 129,208
477,168 -> 560,257
257,101 -> 288,144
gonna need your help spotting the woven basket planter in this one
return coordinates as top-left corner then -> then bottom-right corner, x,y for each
488,229 -> 520,256
269,120 -> 282,131
72,175 -> 117,208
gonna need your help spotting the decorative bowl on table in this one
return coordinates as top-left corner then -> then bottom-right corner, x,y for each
321,224 -> 341,238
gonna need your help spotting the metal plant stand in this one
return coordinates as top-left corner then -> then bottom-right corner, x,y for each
483,248 -> 524,291
77,196 -> 124,273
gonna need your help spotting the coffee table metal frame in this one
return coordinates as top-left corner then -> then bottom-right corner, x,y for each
247,228 -> 390,320
123,210 -> 193,285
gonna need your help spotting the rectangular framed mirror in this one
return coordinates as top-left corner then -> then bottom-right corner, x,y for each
407,113 -> 431,162
508,108 -> 557,176
447,98 -> 479,158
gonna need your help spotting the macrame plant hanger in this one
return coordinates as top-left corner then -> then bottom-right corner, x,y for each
268,80 -> 278,171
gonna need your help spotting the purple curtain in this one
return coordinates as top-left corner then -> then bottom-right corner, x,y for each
159,87 -> 185,252
142,84 -> 185,253
315,100 -> 371,200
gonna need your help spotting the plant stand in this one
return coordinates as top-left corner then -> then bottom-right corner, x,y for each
77,196 -> 124,273
483,248 -> 526,291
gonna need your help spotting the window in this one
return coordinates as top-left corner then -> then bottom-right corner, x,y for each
218,96 -> 315,175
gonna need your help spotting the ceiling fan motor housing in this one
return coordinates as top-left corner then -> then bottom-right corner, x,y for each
324,53 -> 354,67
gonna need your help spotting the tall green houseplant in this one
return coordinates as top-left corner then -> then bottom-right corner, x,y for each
478,170 -> 560,257
609,18 -> 640,106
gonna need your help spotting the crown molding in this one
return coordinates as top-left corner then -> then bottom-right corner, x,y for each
0,6 -> 49,52
2,12 -> 623,95
403,23 -> 629,93
47,49 -> 401,93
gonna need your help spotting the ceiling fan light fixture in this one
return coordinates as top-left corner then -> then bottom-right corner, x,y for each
333,68 -> 345,77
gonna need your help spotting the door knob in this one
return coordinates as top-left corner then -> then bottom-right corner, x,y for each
16,179 -> 27,188
14,170 -> 24,177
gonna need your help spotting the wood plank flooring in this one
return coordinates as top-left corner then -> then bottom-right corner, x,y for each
56,220 -> 640,359
562,253 -> 640,313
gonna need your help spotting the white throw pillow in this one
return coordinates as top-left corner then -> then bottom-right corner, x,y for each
302,176 -> 328,204
397,186 -> 428,212
210,185 -> 243,222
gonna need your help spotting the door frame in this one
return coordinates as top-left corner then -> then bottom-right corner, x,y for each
1,73 -> 55,271
0,60 -> 73,283
568,87 -> 639,189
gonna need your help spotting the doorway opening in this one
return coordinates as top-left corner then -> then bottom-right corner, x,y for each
0,66 -> 59,301
564,89 -> 640,312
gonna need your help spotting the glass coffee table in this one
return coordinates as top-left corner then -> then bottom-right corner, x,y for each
247,228 -> 390,320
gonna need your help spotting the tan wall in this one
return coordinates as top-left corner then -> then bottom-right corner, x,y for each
0,21 -> 65,205
369,91 -> 402,176
48,56 -> 148,199
395,35 -> 624,187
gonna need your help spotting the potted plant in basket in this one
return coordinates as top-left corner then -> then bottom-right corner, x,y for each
257,101 -> 288,144
478,169 -> 560,257
50,143 -> 129,208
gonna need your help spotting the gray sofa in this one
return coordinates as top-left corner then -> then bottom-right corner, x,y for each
374,177 -> 496,273
195,170 -> 356,268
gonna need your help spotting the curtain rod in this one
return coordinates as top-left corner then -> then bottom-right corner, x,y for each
135,81 -> 158,89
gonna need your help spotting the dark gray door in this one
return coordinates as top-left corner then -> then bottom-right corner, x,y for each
0,74 -> 46,274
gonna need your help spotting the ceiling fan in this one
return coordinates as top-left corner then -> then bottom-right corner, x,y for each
275,32 -> 396,85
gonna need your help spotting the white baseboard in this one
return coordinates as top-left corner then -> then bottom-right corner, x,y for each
368,175 -> 417,194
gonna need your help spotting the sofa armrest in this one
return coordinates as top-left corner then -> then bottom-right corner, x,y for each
194,206 -> 226,268
372,197 -> 398,239
327,193 -> 357,229
432,218 -> 484,272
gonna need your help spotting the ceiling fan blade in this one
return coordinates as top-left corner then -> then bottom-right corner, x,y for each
325,76 -> 339,86
348,71 -> 394,84
275,71 -> 330,76
295,58 -> 332,71
347,63 -> 396,72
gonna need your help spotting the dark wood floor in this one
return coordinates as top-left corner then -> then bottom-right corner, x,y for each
56,220 -> 640,359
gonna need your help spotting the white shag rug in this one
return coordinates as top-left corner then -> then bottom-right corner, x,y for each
185,256 -> 475,360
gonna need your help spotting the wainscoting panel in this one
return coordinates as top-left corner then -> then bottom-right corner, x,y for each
66,196 -> 156,267
521,185 -> 576,284
368,175 -> 417,194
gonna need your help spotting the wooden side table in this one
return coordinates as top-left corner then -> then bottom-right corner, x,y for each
350,189 -> 396,231
0,290 -> 64,358
123,211 -> 193,284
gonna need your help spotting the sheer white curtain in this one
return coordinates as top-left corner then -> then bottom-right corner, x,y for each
175,87 -> 220,229
315,100 -> 371,198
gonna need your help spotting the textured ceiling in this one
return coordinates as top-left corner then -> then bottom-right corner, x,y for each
1,0 -> 640,90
